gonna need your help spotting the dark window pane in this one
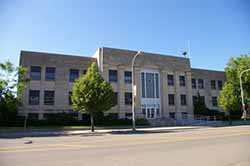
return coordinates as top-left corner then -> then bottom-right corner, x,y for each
168,94 -> 175,105
113,92 -> 118,105
218,80 -> 223,90
29,90 -> 40,105
169,112 -> 175,119
83,69 -> 87,75
44,91 -> 55,105
198,79 -> 204,89
45,67 -> 55,81
146,73 -> 155,98
30,66 -> 41,80
125,113 -> 132,118
181,112 -> 188,119
141,73 -> 145,98
179,76 -> 186,86
109,70 -> 118,82
69,92 -> 72,105
155,73 -> 159,98
192,78 -> 196,89
124,71 -> 132,84
125,92 -> 132,105
212,96 -> 218,107
193,96 -> 198,105
211,80 -> 216,89
167,74 -> 174,86
69,69 -> 79,82
181,94 -> 187,106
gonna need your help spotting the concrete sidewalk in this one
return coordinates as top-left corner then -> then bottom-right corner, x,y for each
0,126 -> 208,138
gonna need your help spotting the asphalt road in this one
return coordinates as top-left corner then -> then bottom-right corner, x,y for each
0,125 -> 250,166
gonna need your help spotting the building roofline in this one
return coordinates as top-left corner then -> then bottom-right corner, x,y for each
191,68 -> 225,73
20,50 -> 96,60
100,46 -> 190,60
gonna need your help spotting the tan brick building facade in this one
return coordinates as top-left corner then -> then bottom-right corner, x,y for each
19,47 -> 226,120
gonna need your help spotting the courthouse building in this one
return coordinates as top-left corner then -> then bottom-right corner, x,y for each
19,47 -> 226,120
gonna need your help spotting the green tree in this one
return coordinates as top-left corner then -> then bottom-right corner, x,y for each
193,92 -> 208,115
219,54 -> 250,120
0,61 -> 29,123
72,63 -> 114,132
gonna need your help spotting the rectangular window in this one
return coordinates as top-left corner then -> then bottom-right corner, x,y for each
218,80 -> 223,90
30,66 -> 41,80
45,67 -> 55,81
125,92 -> 132,105
146,73 -> 155,98
193,96 -> 197,105
198,79 -> 204,89
69,69 -> 79,82
168,94 -> 175,106
192,78 -> 196,89
169,112 -> 176,119
29,90 -> 40,105
179,76 -> 186,86
113,92 -> 118,105
109,70 -> 118,82
155,73 -> 159,98
69,92 -> 73,105
83,69 -> 87,75
180,94 -> 187,106
181,112 -> 188,119
44,91 -> 55,105
201,96 -> 205,104
141,73 -> 145,98
211,80 -> 216,89
212,96 -> 218,107
124,71 -> 132,84
167,74 -> 174,86
125,113 -> 132,118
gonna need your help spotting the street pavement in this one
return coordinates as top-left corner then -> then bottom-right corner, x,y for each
0,125 -> 250,166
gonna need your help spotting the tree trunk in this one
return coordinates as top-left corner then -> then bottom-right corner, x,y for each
90,113 -> 95,132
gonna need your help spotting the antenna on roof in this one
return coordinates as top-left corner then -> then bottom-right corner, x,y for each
182,40 -> 190,57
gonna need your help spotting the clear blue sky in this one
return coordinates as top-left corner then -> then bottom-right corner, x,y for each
0,0 -> 249,71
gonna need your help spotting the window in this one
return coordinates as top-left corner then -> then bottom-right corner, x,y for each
125,92 -> 132,105
141,72 -> 160,99
198,79 -> 204,89
192,78 -> 196,89
193,96 -> 198,105
109,70 -> 118,82
29,90 -> 40,105
69,69 -> 79,82
168,94 -> 175,106
45,67 -> 55,81
211,80 -> 216,89
125,113 -> 132,118
44,91 -> 55,105
69,92 -> 72,105
169,112 -> 176,119
124,71 -> 132,84
179,76 -> 186,86
218,80 -> 223,90
30,66 -> 41,80
83,69 -> 87,75
141,73 -> 145,98
180,94 -> 187,106
201,96 -> 205,104
181,112 -> 188,119
167,74 -> 174,86
113,92 -> 118,105
212,96 -> 218,107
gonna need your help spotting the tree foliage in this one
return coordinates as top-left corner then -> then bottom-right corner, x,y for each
219,54 -> 250,118
193,92 -> 207,115
72,63 -> 114,131
0,61 -> 29,121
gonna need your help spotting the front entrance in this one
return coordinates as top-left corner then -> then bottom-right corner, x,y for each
142,104 -> 160,119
